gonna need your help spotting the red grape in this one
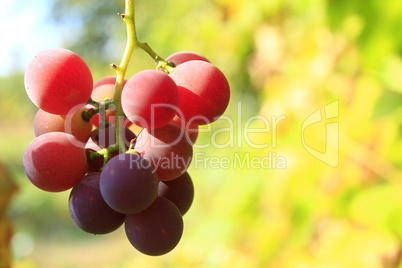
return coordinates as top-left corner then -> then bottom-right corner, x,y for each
34,107 -> 93,143
24,48 -> 93,115
134,123 -> 193,181
90,106 -> 116,127
93,76 -> 127,89
170,115 -> 199,145
23,132 -> 87,192
91,76 -> 128,104
125,196 -> 183,256
99,153 -> 158,214
69,173 -> 126,234
166,51 -> 210,66
90,108 -> 132,128
170,60 -> 230,125
122,70 -> 180,129
91,84 -> 115,103
158,172 -> 194,216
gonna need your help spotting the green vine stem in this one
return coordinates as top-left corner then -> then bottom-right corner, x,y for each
83,0 -> 179,167
104,0 -> 176,158
82,99 -> 114,123
111,0 -> 172,153
86,98 -> 100,108
137,42 -> 176,73
111,0 -> 137,154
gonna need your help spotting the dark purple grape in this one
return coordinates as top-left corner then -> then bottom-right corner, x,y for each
158,172 -> 194,215
68,173 -> 125,234
99,153 -> 158,214
125,196 -> 183,256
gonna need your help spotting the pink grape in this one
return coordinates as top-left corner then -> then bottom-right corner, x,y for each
90,106 -> 116,127
91,76 -> 127,103
24,48 -> 93,115
90,108 -> 132,128
170,60 -> 230,125
93,76 -> 127,89
166,51 -> 210,66
170,115 -> 198,145
134,123 -> 193,181
34,108 -> 93,143
122,70 -> 180,129
23,132 -> 87,192
91,84 -> 115,103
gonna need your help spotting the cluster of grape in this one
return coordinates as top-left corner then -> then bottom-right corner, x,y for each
22,48 -> 230,255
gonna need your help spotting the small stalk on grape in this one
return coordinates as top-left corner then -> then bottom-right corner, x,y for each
126,138 -> 139,155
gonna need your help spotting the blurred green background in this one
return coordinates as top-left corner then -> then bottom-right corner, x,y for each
2,0 -> 402,267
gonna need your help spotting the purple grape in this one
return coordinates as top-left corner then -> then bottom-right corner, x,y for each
99,153 -> 158,214
68,173 -> 125,234
158,172 -> 194,215
125,196 -> 183,256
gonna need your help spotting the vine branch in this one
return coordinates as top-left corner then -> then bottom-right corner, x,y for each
107,0 -> 175,158
111,0 -> 137,154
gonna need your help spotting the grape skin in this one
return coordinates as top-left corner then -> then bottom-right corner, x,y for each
125,196 -> 184,256
85,125 -> 137,172
93,76 -> 127,89
122,70 -> 180,129
24,48 -> 93,115
23,132 -> 88,192
69,173 -> 126,234
170,60 -> 230,125
158,172 -> 194,216
34,108 -> 93,143
91,77 -> 129,127
134,123 -> 193,181
91,84 -> 115,103
85,140 -> 118,173
90,108 -> 116,127
87,124 -> 136,148
170,115 -> 199,145
166,51 -> 210,66
23,47 -> 219,256
91,76 -> 128,103
85,147 -> 105,173
90,108 -> 133,129
99,153 -> 158,214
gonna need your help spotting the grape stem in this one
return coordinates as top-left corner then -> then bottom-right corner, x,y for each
81,99 -> 114,123
111,0 -> 175,156
87,98 -> 100,108
111,0 -> 137,154
137,42 -> 176,73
